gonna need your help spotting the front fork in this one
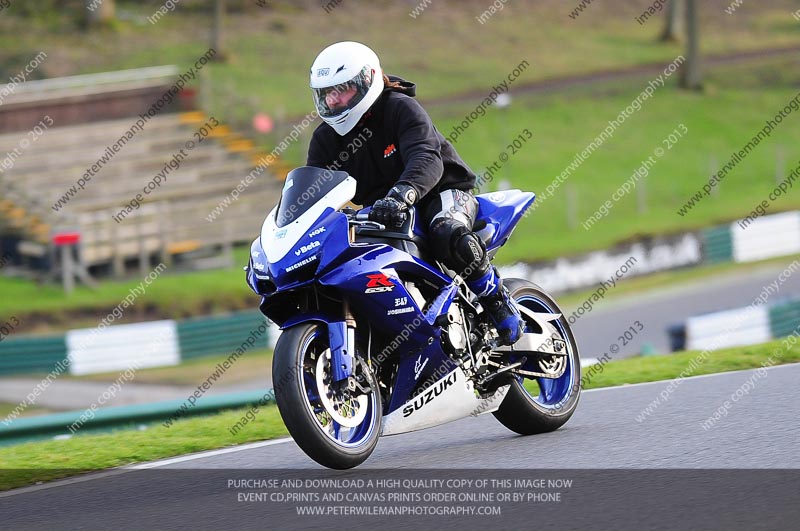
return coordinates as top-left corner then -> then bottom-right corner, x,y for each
328,301 -> 357,384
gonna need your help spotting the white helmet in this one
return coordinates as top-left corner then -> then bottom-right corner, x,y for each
309,41 -> 384,136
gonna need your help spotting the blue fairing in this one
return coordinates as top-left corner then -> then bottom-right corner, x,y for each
250,177 -> 540,417
265,208 -> 348,290
475,190 -> 535,251
318,244 -> 452,344
246,237 -> 269,294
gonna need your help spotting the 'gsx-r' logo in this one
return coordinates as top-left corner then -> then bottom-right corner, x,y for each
364,273 -> 394,293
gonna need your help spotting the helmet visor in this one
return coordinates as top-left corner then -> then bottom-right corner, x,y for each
313,66 -> 374,119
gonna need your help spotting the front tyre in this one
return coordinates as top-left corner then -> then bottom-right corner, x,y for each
492,279 -> 581,435
272,323 -> 382,469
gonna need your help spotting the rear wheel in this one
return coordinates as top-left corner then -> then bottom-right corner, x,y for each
492,279 -> 581,435
272,322 -> 382,469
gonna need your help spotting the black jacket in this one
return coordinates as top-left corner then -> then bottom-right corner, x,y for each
306,76 -> 476,207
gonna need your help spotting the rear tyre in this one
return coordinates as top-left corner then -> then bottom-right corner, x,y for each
272,322 -> 382,469
492,279 -> 581,435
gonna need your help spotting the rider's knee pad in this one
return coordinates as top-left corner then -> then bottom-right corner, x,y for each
429,219 -> 489,279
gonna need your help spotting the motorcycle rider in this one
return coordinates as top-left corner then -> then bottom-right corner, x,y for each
306,41 -> 524,346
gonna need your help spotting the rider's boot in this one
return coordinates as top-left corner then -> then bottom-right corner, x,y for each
466,266 -> 525,346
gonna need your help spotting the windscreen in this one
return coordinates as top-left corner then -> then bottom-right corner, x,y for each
275,167 -> 350,228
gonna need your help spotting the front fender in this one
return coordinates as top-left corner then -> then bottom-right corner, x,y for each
279,314 -> 354,383
279,312 -> 340,330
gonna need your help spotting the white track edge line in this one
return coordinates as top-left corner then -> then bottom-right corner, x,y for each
129,437 -> 294,469
582,361 -> 800,393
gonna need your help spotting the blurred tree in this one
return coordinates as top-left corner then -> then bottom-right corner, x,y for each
679,0 -> 702,90
211,0 -> 229,61
85,0 -> 115,26
659,0 -> 683,42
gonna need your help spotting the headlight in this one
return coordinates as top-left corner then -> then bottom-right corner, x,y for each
246,260 -> 276,295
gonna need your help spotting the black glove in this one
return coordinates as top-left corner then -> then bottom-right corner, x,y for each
369,184 -> 417,228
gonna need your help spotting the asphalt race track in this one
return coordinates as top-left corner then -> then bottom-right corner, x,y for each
2,364 -> 799,530
570,261 -> 800,359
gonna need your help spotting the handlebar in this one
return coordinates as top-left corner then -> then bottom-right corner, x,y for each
345,210 -> 385,231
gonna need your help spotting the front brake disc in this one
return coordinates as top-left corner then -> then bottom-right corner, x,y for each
315,349 -> 368,427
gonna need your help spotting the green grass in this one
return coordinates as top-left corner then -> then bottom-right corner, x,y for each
2,337 -> 799,491
0,404 -> 288,491
0,402 -> 48,419
1,1 -> 798,120
0,245 -> 258,330
429,58 -> 800,263
576,337 -> 800,389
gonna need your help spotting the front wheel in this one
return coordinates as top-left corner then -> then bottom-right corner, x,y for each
272,322 -> 382,469
492,279 -> 581,435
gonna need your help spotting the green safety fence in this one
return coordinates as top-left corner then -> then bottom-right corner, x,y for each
176,310 -> 270,360
768,299 -> 800,339
0,335 -> 68,375
702,225 -> 734,264
0,389 -> 273,446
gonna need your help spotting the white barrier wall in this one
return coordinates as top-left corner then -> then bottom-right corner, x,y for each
501,233 -> 702,294
732,211 -> 800,263
686,306 -> 771,351
66,320 -> 180,375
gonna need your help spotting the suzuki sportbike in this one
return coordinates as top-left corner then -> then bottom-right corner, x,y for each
246,166 -> 580,469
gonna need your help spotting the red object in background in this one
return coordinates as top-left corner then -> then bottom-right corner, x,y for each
253,113 -> 274,134
179,88 -> 197,110
52,232 -> 81,246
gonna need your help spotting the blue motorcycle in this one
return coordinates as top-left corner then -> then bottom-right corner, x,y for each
246,166 -> 581,469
